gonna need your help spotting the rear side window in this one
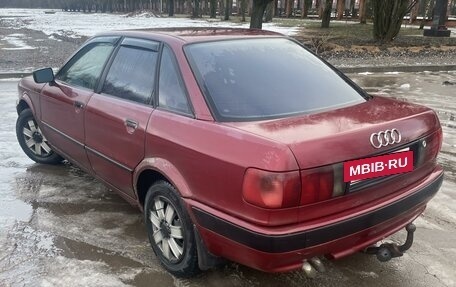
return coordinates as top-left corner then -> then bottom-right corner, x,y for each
57,43 -> 114,90
102,46 -> 158,104
185,38 -> 365,121
158,46 -> 191,114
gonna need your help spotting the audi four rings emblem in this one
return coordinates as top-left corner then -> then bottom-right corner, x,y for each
369,129 -> 402,149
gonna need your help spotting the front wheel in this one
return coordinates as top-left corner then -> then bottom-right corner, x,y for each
16,109 -> 63,164
144,181 -> 200,277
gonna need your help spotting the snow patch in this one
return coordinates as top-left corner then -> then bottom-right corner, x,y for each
358,72 -> 374,75
0,78 -> 22,81
399,83 -> 411,90
48,35 -> 62,42
7,225 -> 61,256
0,198 -> 33,222
40,257 -> 141,287
356,271 -> 379,278
0,8 -> 298,39
1,33 -> 36,50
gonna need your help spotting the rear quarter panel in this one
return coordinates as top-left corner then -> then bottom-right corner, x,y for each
144,109 -> 299,225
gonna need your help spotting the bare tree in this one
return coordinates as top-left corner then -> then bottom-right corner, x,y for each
264,1 -> 274,21
372,0 -> 418,43
240,0 -> 246,21
336,0 -> 344,20
224,0 -> 232,20
209,0 -> 216,18
321,0 -> 334,28
359,0 -> 367,24
250,0 -> 273,28
301,0 -> 311,18
193,0 -> 200,17
285,0 -> 292,17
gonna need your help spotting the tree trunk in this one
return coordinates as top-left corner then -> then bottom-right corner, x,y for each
169,0 -> 175,15
410,1 -> 419,23
265,0 -> 274,21
286,0 -> 292,16
301,0 -> 311,17
193,0 -> 200,17
202,0 -> 207,15
373,0 -> 418,43
250,0 -> 272,28
350,0 -> 356,18
210,0 -> 216,17
224,0 -> 231,20
318,0 -> 324,18
129,0 -> 134,12
359,0 -> 367,23
321,0 -> 333,28
336,0 -> 344,20
219,0 -> 224,18
240,0 -> 246,21
419,0 -> 433,29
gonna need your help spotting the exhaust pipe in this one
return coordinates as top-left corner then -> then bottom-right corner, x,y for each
364,223 -> 416,262
309,257 -> 326,272
302,257 -> 325,278
302,261 -> 317,278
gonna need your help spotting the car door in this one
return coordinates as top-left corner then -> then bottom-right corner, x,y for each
84,38 -> 159,199
40,37 -> 118,171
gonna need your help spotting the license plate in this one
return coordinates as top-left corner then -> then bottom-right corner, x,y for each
343,151 -> 414,183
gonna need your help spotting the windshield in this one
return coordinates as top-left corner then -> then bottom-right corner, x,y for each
185,38 -> 366,121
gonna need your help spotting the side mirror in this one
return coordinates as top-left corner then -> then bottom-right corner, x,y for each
33,68 -> 55,84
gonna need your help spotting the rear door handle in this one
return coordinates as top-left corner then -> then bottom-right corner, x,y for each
74,101 -> 84,109
125,119 -> 138,129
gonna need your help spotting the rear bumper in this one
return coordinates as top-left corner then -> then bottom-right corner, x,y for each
189,167 -> 443,272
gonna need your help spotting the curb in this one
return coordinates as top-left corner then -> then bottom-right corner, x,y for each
0,65 -> 455,79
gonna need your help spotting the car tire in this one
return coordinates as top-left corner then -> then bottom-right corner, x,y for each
16,109 -> 63,164
144,181 -> 200,277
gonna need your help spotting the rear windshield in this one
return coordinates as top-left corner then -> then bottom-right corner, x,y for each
184,38 -> 366,121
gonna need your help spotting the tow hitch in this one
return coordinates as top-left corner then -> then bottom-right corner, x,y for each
364,223 -> 416,262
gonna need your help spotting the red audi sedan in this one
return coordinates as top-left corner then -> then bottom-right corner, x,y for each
16,28 -> 443,277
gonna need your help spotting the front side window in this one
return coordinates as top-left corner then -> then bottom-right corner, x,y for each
158,46 -> 191,114
57,43 -> 114,90
102,46 -> 158,104
185,38 -> 366,121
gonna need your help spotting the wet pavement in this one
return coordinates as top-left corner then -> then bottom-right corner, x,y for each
0,71 -> 455,287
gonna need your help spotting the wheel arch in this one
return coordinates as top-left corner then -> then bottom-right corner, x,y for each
16,97 -> 34,115
134,158 -> 193,210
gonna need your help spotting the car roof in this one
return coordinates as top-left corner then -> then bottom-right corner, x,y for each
94,28 -> 285,45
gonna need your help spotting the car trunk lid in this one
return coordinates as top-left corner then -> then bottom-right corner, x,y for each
224,96 -> 440,170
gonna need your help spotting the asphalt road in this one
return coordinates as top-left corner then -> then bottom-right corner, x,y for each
0,71 -> 455,287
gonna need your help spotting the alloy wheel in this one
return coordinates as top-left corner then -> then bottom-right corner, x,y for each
149,197 -> 185,263
22,119 -> 52,157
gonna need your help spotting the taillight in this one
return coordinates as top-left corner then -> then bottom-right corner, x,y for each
242,169 -> 301,209
300,164 -> 346,205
